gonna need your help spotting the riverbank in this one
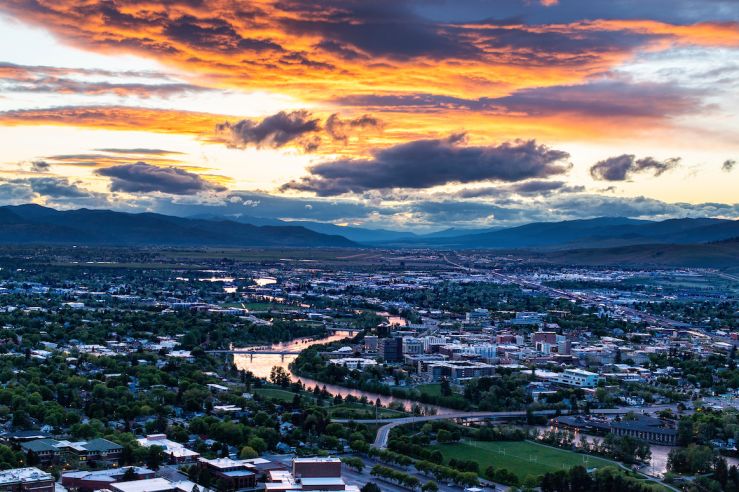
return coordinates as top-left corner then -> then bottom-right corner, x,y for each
232,332 -> 451,414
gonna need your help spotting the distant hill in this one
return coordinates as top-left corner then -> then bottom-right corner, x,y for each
0,205 -> 356,248
191,213 -> 417,242
528,237 -> 739,272
378,217 -> 739,249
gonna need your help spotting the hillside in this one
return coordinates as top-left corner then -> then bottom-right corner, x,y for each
528,238 -> 739,272
0,205 -> 356,248
378,217 -> 739,249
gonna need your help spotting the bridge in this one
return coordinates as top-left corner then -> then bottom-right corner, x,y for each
333,404 -> 681,448
207,349 -> 301,355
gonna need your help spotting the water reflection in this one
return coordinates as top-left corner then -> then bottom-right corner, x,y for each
233,332 -> 450,414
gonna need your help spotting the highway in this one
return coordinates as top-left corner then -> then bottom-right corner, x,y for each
442,254 -> 684,329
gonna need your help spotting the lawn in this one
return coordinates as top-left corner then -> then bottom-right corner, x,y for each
415,383 -> 443,397
254,388 -> 407,419
328,402 -> 407,420
254,387 -> 304,402
433,440 -> 616,481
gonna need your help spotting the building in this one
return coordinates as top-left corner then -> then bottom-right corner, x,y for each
555,369 -> 600,388
65,438 -> 124,466
19,438 -> 123,467
510,312 -> 544,326
136,435 -> 200,463
197,457 -> 257,491
0,468 -> 54,492
378,337 -> 403,362
20,439 -> 61,465
266,457 -> 359,492
110,479 -> 207,492
363,335 -> 378,352
62,467 -> 155,491
401,337 -> 423,356
610,415 -> 677,445
328,358 -> 377,370
292,457 -> 342,479
423,360 -> 495,382
532,330 -> 557,345
465,309 -> 490,325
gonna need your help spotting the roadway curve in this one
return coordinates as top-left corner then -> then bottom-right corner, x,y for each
332,404 -> 681,448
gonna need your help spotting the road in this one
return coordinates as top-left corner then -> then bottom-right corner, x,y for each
333,404 -> 682,448
442,254 -> 684,329
341,459 -> 495,492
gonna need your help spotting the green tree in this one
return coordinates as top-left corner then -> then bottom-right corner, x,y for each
239,446 -> 258,459
421,481 -> 439,492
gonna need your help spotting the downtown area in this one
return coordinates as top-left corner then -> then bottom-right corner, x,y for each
0,247 -> 735,492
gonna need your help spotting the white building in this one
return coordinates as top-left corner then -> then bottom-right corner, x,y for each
136,434 -> 200,463
328,358 -> 377,370
555,369 -> 600,388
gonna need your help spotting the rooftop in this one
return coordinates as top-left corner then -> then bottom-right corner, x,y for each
111,478 -> 175,492
0,468 -> 53,485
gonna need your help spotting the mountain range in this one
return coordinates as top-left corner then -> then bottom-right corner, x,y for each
0,205 -> 738,258
0,204 -> 355,248
377,216 -> 739,249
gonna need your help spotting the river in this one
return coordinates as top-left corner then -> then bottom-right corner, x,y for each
535,425 -> 739,476
232,332 -> 453,414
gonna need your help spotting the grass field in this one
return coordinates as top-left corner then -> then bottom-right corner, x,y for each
254,387 -> 302,402
254,388 -> 407,419
328,402 -> 407,420
433,440 -> 615,480
415,383 -> 442,397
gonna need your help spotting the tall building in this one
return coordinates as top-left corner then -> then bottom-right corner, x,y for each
379,337 -> 403,362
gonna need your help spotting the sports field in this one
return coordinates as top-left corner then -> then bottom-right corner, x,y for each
433,440 -> 615,480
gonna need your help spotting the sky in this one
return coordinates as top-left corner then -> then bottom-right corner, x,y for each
0,0 -> 737,231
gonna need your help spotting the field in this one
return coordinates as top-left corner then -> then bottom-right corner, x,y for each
254,387 -> 406,419
327,402 -> 407,419
415,383 -> 442,397
254,387 -> 302,402
433,440 -> 615,480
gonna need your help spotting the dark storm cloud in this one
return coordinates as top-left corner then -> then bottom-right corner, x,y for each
722,159 -> 736,172
489,81 -> 704,118
278,0 -> 481,60
0,177 -> 108,207
325,113 -> 384,143
215,111 -> 382,150
163,14 -> 283,52
590,154 -> 681,181
30,160 -> 50,173
0,182 -> 36,203
510,180 -> 585,196
281,135 -> 572,196
453,180 -> 585,199
216,110 -> 321,150
471,24 -> 654,62
96,162 -> 226,195
27,177 -> 94,198
417,0 -> 739,25
336,81 -> 704,119
315,40 -> 367,60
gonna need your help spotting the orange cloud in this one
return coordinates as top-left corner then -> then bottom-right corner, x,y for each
1,0 -> 736,105
0,106 -> 226,135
